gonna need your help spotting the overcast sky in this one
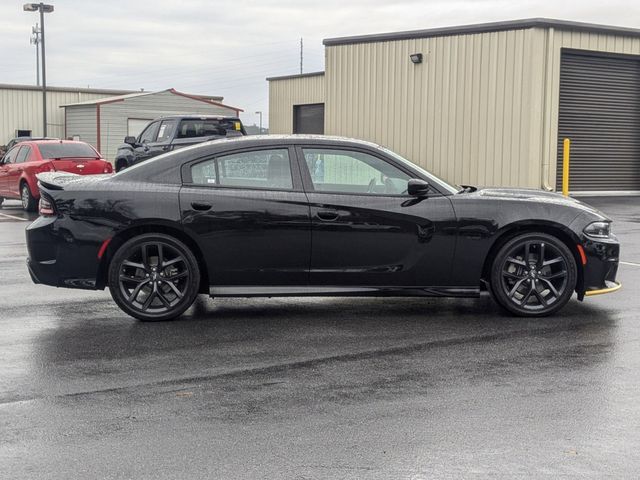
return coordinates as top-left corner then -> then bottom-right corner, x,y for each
1,0 -> 639,127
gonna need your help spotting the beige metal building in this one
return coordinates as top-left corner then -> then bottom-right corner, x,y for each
0,83 -> 134,145
268,19 -> 640,193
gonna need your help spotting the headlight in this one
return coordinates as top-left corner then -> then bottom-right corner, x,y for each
583,221 -> 611,238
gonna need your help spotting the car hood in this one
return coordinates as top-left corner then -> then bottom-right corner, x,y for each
462,187 -> 610,220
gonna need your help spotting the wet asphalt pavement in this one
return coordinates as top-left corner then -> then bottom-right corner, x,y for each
1,197 -> 639,479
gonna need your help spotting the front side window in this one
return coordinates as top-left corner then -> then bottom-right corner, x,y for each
156,120 -> 176,143
15,146 -> 31,163
302,148 -> 411,195
2,146 -> 21,164
139,122 -> 160,144
190,149 -> 293,190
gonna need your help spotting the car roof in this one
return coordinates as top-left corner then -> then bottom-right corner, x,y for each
28,139 -> 93,145
198,134 -> 383,149
155,115 -> 241,120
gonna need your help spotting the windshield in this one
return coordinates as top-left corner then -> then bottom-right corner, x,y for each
38,143 -> 98,159
379,146 -> 460,194
176,119 -> 244,138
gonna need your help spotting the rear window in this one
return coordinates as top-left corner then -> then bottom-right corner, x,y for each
176,119 -> 244,138
38,143 -> 98,159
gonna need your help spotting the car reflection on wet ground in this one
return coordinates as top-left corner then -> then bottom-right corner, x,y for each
1,197 -> 639,478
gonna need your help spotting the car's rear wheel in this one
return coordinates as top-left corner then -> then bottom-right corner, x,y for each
490,233 -> 577,316
108,233 -> 200,321
115,159 -> 128,172
21,183 -> 36,212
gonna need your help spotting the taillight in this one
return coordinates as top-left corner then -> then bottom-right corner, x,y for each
103,163 -> 113,173
38,162 -> 56,173
39,194 -> 56,216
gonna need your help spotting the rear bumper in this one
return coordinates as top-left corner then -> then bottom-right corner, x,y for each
26,214 -> 101,290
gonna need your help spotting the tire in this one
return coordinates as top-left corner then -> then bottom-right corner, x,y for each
489,233 -> 577,317
108,233 -> 200,321
21,182 -> 37,212
115,159 -> 128,172
0,197 -> 4,208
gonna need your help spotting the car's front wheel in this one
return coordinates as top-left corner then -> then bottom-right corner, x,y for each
490,233 -> 577,316
21,183 -> 37,212
108,233 -> 200,321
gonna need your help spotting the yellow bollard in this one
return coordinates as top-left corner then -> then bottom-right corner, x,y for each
562,138 -> 570,197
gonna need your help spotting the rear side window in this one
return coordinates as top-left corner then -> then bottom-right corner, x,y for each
38,143 -> 98,159
177,119 -> 243,138
190,149 -> 292,190
15,146 -> 31,163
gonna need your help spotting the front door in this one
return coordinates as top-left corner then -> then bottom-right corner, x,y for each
133,120 -> 174,165
180,146 -> 311,286
297,146 -> 456,287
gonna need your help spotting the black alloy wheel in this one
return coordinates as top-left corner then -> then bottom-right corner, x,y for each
21,183 -> 36,212
108,233 -> 200,321
490,233 -> 577,316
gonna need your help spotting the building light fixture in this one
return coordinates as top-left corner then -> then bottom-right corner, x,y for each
410,53 -> 423,64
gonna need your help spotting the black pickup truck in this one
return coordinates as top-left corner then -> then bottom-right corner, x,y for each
114,115 -> 247,172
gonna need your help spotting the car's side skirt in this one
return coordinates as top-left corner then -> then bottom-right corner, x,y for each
209,286 -> 481,298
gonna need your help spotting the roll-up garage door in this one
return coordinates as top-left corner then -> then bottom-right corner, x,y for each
557,51 -> 640,192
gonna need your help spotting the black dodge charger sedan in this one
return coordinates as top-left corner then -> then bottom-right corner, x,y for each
26,135 -> 620,321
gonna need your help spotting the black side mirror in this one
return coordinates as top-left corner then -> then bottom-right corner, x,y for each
124,136 -> 137,145
407,178 -> 430,196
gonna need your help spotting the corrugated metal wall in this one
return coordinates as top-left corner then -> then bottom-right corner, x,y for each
269,74 -> 325,134
324,30 -> 543,188
0,86 -> 125,145
65,105 -> 98,147
99,91 -> 238,161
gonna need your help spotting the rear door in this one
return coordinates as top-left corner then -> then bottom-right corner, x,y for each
179,146 -> 311,287
297,145 -> 457,287
7,146 -> 30,196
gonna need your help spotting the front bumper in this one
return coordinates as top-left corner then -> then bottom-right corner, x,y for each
580,234 -> 621,298
584,281 -> 622,296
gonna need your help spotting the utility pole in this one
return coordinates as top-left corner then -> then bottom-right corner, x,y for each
255,111 -> 263,134
30,23 -> 41,86
300,37 -> 303,74
23,3 -> 54,137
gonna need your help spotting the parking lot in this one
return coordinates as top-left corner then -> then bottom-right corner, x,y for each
1,196 -> 639,478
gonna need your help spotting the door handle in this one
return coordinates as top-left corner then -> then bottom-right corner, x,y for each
191,202 -> 212,211
316,210 -> 340,221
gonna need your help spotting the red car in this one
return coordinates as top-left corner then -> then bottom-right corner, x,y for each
0,140 -> 113,211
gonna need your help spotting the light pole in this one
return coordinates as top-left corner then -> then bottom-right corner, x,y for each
23,3 -> 54,137
255,111 -> 263,134
30,23 -> 41,86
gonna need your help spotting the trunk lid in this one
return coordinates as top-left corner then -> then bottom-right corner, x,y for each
52,157 -> 110,175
